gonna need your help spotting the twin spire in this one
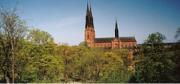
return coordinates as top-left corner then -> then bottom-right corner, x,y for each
85,1 -> 94,28
85,1 -> 119,38
86,1 -> 92,16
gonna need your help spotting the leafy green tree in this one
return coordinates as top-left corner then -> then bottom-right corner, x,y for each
134,32 -> 175,83
79,41 -> 88,47
16,40 -> 64,83
56,44 -> 134,83
145,32 -> 166,44
77,48 -> 104,82
172,28 -> 180,82
0,9 -> 27,83
27,28 -> 54,45
98,49 -> 131,83
175,28 -> 180,42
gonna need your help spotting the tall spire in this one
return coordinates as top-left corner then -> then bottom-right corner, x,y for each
85,0 -> 94,28
86,1 -> 89,16
89,0 -> 92,16
115,19 -> 119,38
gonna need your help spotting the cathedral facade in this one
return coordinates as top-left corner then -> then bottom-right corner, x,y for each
85,3 -> 137,49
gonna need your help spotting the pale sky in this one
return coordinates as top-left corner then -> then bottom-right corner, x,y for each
0,0 -> 180,45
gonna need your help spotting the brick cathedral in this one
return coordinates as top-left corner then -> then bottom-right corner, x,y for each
85,3 -> 137,49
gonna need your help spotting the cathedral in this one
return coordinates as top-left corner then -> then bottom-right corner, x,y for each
85,3 -> 137,49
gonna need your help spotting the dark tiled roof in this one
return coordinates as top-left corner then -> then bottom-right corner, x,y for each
95,37 -> 136,43
95,38 -> 113,43
119,37 -> 136,42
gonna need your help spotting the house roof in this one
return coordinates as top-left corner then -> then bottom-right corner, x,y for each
95,37 -> 136,43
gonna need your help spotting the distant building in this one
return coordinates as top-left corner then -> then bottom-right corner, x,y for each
85,3 -> 137,49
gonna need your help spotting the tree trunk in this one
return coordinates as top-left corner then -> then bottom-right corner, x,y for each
5,76 -> 10,83
4,71 -> 10,83
12,52 -> 15,83
11,37 -> 15,83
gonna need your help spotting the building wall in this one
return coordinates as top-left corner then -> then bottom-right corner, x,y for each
120,42 -> 137,48
85,27 -> 95,47
94,42 -> 111,48
112,38 -> 120,49
92,40 -> 137,49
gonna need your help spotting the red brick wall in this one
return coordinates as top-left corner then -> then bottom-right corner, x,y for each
95,42 -> 111,48
92,40 -> 137,49
112,38 -> 119,49
120,42 -> 137,48
85,27 -> 95,47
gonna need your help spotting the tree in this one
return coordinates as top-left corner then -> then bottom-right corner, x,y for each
172,28 -> 180,82
0,9 -> 27,83
27,28 -> 54,45
145,32 -> 166,44
134,32 -> 175,83
16,40 -> 64,82
98,49 -> 131,83
79,41 -> 88,47
77,48 -> 104,82
175,28 -> 180,42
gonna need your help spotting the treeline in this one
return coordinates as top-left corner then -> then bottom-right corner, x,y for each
0,8 -> 180,83
3,37 -> 133,82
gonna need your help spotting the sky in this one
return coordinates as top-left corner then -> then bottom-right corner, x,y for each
0,0 -> 180,45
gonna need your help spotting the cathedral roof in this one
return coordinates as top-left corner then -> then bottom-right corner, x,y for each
95,38 -> 113,43
95,37 -> 136,43
120,37 -> 136,42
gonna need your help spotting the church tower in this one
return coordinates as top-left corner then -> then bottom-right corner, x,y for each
112,20 -> 120,49
85,2 -> 95,47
